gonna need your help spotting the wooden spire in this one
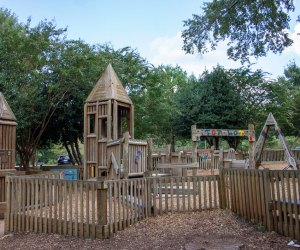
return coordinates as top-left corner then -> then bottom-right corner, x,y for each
0,92 -> 16,122
86,64 -> 133,104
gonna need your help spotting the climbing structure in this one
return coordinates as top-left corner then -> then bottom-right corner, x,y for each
84,64 -> 148,179
0,92 -> 17,217
254,113 -> 298,169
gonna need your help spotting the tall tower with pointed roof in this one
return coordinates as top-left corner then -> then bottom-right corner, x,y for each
84,64 -> 135,178
0,92 -> 17,215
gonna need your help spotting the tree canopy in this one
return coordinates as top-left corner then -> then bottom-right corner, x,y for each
182,0 -> 298,63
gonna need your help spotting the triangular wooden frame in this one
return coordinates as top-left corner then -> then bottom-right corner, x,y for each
254,113 -> 298,170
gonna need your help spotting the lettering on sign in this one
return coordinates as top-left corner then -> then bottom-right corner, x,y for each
192,129 -> 256,142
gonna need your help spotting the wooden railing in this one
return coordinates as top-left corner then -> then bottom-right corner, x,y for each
262,149 -> 300,161
5,174 -> 220,238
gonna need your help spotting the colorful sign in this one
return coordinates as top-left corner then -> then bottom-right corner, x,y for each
192,128 -> 255,142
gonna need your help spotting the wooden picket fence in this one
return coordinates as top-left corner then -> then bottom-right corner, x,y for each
221,169 -> 300,241
5,168 -> 300,241
5,174 -> 220,238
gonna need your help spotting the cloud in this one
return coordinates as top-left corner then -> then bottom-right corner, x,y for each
143,29 -> 300,78
146,32 -> 241,76
285,23 -> 300,55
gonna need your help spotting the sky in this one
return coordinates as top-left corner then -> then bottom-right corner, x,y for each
0,0 -> 300,79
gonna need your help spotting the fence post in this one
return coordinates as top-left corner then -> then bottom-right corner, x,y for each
97,181 -> 108,237
263,169 -> 273,232
122,132 -> 130,178
4,175 -> 11,233
146,138 -> 153,176
218,168 -> 226,209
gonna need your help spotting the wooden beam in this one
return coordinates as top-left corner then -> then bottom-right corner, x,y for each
130,105 -> 134,139
113,100 -> 118,140
107,100 -> 112,140
0,169 -> 16,177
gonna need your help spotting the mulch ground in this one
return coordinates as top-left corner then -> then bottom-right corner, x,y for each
0,210 -> 296,250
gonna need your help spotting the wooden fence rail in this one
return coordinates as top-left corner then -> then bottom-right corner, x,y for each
5,175 -> 220,238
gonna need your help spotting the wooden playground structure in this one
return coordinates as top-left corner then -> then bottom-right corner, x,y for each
0,92 -> 17,218
83,64 -> 149,180
1,65 -> 300,243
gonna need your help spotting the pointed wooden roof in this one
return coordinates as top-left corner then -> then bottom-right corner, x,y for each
86,64 -> 133,104
0,92 -> 16,122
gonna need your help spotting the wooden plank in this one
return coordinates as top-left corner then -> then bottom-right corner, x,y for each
5,176 -> 11,233
159,178 -> 162,215
286,171 -> 293,238
113,181 -> 117,232
203,176 -> 207,210
213,175 -> 217,209
122,181 -> 126,228
74,181 -> 78,237
108,182 -> 113,235
193,176 -> 197,210
280,171 -> 288,236
176,177 -> 180,212
79,181 -> 84,237
198,176 -> 202,211
182,176 -> 186,211
276,171 -> 283,235
263,169 -> 272,231
165,177 -> 169,213
117,181 -> 122,230
297,171 -> 300,241
187,177 -> 191,211
170,177 -> 174,212
269,171 -> 277,231
68,181 -> 73,236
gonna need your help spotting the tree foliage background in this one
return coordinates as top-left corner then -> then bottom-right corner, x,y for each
0,5 -> 299,168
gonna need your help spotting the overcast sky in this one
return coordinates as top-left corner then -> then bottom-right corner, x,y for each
1,0 -> 300,78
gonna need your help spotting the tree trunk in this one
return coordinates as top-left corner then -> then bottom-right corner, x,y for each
63,140 -> 75,165
70,142 -> 79,165
75,139 -> 82,165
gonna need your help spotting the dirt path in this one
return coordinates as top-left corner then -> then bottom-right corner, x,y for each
0,210 -> 295,249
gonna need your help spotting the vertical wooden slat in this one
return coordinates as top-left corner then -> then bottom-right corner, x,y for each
276,171 -> 283,235
159,178 -> 162,215
79,181 -> 84,238
165,177 -> 169,213
187,177 -> 191,212
176,177 -> 180,212
203,176 -> 207,210
118,181 -> 122,230
281,171 -> 288,236
113,181 -> 117,232
198,176 -> 202,211
292,171 -> 299,240
286,171 -> 293,238
193,176 -> 196,210
74,181 -> 78,237
182,176 -> 186,212
68,181 -> 73,236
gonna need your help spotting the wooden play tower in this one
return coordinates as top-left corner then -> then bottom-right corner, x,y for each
84,64 -> 147,179
0,92 -> 17,216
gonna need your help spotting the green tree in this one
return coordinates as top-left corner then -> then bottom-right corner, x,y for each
182,0 -> 298,63
175,66 -> 249,149
135,65 -> 190,147
0,9 -> 68,169
40,40 -> 99,165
